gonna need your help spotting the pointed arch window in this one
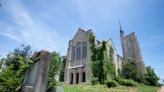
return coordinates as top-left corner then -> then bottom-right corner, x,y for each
76,42 -> 82,60
72,47 -> 75,61
82,42 -> 87,59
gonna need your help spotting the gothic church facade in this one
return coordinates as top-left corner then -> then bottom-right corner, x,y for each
64,28 -> 122,84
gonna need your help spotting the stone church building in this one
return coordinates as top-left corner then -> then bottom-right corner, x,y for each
64,28 -> 122,84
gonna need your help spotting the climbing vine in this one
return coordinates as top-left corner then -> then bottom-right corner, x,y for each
89,33 -> 116,84
106,46 -> 116,79
89,33 -> 106,84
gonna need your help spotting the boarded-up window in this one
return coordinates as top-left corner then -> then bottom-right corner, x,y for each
25,61 -> 39,86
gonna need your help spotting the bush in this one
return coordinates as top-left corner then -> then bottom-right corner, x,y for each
105,80 -> 118,88
120,79 -> 137,87
114,77 -> 137,87
123,80 -> 137,87
145,66 -> 160,86
114,76 -> 122,82
91,77 -> 99,85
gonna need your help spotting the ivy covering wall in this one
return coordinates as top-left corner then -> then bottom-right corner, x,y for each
89,33 -> 116,84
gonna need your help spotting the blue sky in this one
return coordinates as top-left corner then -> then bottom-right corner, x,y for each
0,0 -> 164,79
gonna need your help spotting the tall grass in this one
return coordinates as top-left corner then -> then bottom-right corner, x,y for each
63,84 -> 158,92
136,85 -> 158,92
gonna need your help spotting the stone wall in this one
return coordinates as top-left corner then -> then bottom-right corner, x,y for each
22,50 -> 52,92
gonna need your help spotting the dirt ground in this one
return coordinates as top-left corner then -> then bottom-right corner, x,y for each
158,86 -> 164,92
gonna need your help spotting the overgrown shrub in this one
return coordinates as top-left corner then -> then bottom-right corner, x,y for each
105,80 -> 118,88
47,52 -> 61,90
114,77 -> 137,87
120,80 -> 137,87
91,77 -> 99,85
123,80 -> 137,87
114,77 -> 122,82
145,66 -> 160,86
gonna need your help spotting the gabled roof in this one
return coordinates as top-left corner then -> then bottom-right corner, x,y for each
72,28 -> 86,40
106,38 -> 116,50
71,28 -> 93,41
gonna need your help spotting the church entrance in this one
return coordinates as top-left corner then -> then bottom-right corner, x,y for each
70,73 -> 73,84
82,72 -> 86,82
76,73 -> 79,84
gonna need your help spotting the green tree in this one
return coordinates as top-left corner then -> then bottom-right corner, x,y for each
121,59 -> 146,84
0,44 -> 33,92
0,58 -> 4,69
59,56 -> 66,82
121,59 -> 138,80
47,52 -> 61,90
145,66 -> 159,86
5,44 -> 32,70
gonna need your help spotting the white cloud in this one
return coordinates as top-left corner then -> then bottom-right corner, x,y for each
1,32 -> 21,42
0,0 -> 68,55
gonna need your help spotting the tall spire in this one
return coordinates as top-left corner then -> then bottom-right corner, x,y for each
119,19 -> 122,31
119,19 -> 124,35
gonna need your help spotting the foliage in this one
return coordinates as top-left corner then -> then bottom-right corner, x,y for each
117,68 -> 121,76
121,59 -> 137,79
13,44 -> 32,59
59,56 -> 66,82
91,77 -> 99,85
5,44 -> 32,71
0,44 -> 33,92
47,52 -> 61,90
106,46 -> 116,79
144,66 -> 159,86
89,33 -> 97,78
95,46 -> 105,84
114,77 -> 137,87
89,33 -> 105,84
0,58 -> 4,69
89,33 -> 116,84
121,59 -> 145,84
89,33 -> 115,84
114,76 -> 122,83
105,80 -> 118,88
122,79 -> 137,87
121,59 -> 159,86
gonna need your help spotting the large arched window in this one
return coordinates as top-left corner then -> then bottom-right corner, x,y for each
76,45 -> 78,60
72,47 -> 75,61
82,42 -> 87,59
79,44 -> 81,60
76,42 -> 81,60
